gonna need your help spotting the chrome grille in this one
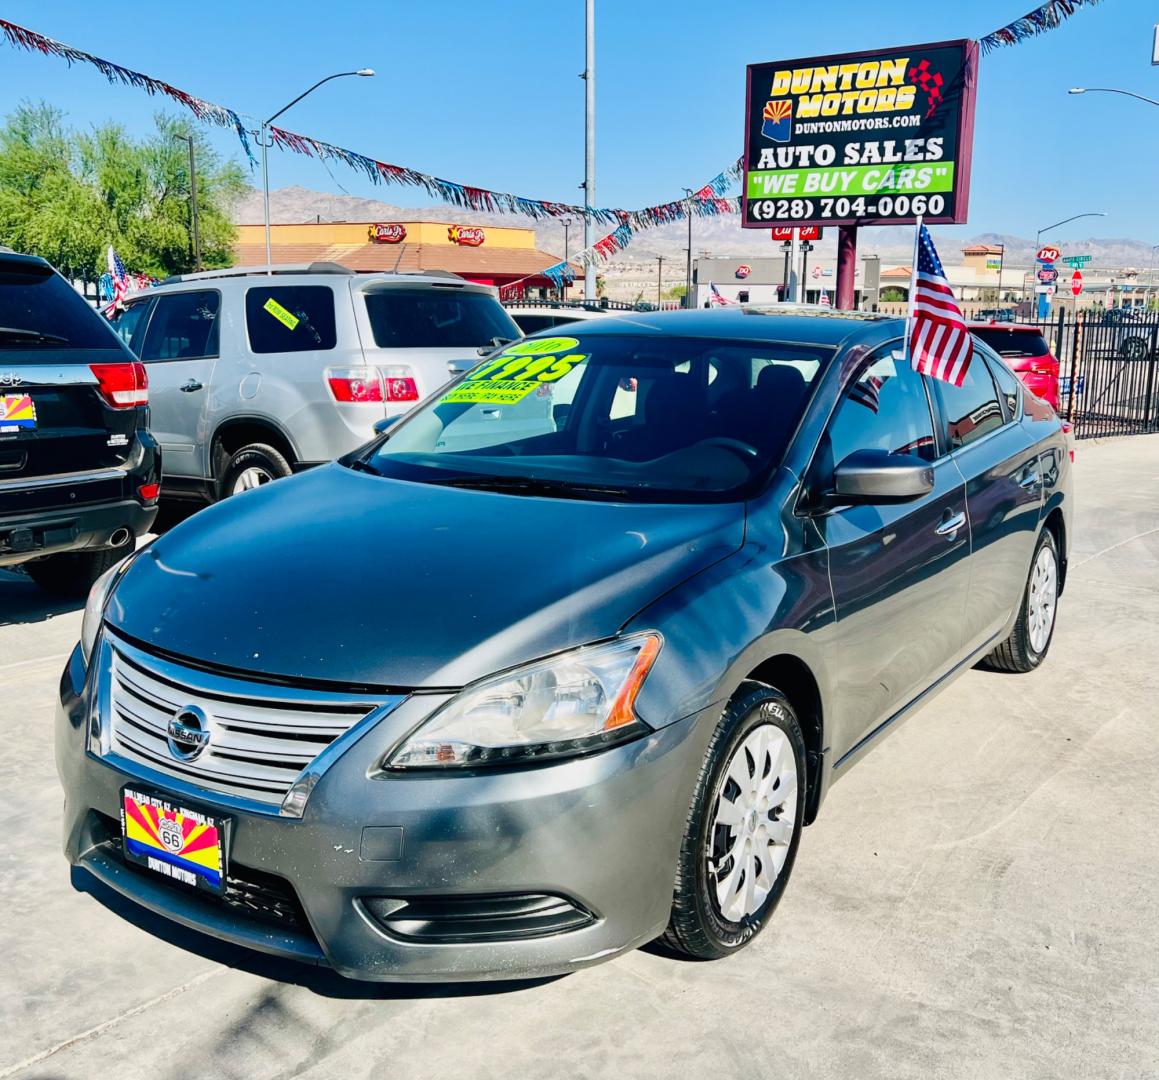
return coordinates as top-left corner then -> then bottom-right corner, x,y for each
96,632 -> 402,811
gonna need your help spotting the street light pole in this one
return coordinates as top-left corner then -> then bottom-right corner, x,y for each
582,0 -> 596,302
561,217 -> 572,300
1069,86 -> 1159,107
261,68 -> 375,268
657,255 -> 664,309
683,188 -> 694,309
173,133 -> 201,272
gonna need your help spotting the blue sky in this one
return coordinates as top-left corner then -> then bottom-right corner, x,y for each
0,0 -> 1155,243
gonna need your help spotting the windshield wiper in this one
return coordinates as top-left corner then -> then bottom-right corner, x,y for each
426,473 -> 634,501
0,326 -> 69,345
346,458 -> 383,477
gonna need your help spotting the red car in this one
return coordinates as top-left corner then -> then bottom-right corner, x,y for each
968,323 -> 1060,410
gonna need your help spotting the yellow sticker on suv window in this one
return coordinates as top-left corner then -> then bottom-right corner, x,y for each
262,297 -> 300,331
441,337 -> 586,405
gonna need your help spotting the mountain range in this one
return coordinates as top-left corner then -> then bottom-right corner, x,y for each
231,187 -> 1157,272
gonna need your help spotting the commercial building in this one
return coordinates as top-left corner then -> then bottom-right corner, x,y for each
233,220 -> 577,297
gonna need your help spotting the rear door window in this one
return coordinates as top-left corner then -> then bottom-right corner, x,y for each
109,299 -> 155,355
363,288 -> 520,348
980,346 -> 1023,419
929,358 -> 1005,450
246,285 -> 337,354
140,291 -> 220,362
0,261 -> 123,355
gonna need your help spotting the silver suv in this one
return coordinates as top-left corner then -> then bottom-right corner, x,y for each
109,263 -> 520,501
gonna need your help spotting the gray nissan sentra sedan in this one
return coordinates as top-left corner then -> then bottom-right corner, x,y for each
56,307 -> 1071,981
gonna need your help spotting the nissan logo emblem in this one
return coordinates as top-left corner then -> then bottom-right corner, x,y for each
166,704 -> 210,761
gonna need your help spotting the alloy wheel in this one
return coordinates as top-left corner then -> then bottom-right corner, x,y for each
232,466 -> 274,495
1027,544 -> 1058,654
707,723 -> 798,922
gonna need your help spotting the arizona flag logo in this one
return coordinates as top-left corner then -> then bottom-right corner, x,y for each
122,792 -> 223,889
762,99 -> 792,143
0,394 -> 36,430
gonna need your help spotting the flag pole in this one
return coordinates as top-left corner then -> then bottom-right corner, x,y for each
905,215 -> 923,371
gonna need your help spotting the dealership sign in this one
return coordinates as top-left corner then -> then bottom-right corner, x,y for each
743,39 -> 979,229
448,225 -> 485,246
369,223 -> 406,243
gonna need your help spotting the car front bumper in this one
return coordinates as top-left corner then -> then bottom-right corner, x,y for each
56,644 -> 713,981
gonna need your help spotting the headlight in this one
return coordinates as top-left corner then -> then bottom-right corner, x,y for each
80,543 -> 148,664
386,633 -> 662,769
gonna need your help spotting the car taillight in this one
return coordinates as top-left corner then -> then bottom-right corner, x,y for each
137,482 -> 160,504
1060,421 -> 1075,462
327,367 -> 384,403
381,365 -> 419,402
90,362 -> 148,408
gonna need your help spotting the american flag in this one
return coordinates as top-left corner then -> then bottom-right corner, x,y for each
849,372 -> 884,413
819,290 -> 830,307
103,246 -> 129,317
909,224 -> 973,386
709,282 -> 738,307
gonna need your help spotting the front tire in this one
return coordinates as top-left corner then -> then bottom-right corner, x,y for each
663,684 -> 806,960
25,542 -> 132,597
219,443 -> 292,499
980,529 -> 1060,673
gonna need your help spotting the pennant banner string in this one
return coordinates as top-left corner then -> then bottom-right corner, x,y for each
979,0 -> 1106,55
0,17 -> 256,163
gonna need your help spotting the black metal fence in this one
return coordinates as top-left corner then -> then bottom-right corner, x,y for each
1015,311 -> 1159,440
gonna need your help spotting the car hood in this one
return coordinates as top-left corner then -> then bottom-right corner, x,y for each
106,465 -> 745,689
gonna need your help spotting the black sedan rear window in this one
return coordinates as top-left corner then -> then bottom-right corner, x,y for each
972,328 -> 1050,359
0,262 -> 122,353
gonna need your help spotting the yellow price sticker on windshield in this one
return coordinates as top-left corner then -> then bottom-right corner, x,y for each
442,337 -> 586,405
262,297 -> 299,331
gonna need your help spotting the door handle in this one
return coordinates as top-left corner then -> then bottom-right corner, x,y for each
1018,469 -> 1040,490
179,379 -> 203,393
934,511 -> 966,539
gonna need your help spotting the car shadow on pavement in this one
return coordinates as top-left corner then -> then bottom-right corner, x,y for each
70,868 -> 564,1000
0,569 -> 82,627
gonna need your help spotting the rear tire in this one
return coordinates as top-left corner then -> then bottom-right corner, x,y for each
25,542 -> 132,597
979,529 -> 1060,674
220,443 -> 292,499
662,684 -> 806,961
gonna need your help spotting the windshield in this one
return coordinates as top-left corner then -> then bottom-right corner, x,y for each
972,328 -> 1050,359
363,287 -> 520,349
356,333 -> 829,502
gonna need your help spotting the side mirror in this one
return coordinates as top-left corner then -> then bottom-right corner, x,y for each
373,416 -> 400,436
831,448 -> 934,505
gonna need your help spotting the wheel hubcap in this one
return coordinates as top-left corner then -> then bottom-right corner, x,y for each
708,722 -> 798,923
232,466 -> 273,495
1027,545 -> 1058,654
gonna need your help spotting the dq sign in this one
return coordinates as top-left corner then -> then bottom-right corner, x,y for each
1036,245 -> 1061,264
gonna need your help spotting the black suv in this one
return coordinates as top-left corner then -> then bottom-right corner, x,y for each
0,251 -> 160,595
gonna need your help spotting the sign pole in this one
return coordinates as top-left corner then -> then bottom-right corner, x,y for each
800,242 -> 811,303
836,224 -> 857,310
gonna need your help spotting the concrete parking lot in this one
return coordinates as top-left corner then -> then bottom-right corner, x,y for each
2,435 -> 1157,1080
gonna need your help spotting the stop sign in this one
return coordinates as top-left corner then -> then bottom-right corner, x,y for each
1071,270 -> 1083,297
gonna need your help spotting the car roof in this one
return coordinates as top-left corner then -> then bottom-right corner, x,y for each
148,265 -> 496,296
546,304 -> 905,350
0,250 -> 53,271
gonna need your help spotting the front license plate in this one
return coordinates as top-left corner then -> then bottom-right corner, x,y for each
120,787 -> 227,896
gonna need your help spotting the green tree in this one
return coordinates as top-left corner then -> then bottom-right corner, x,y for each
880,285 -> 908,302
0,101 -> 246,285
